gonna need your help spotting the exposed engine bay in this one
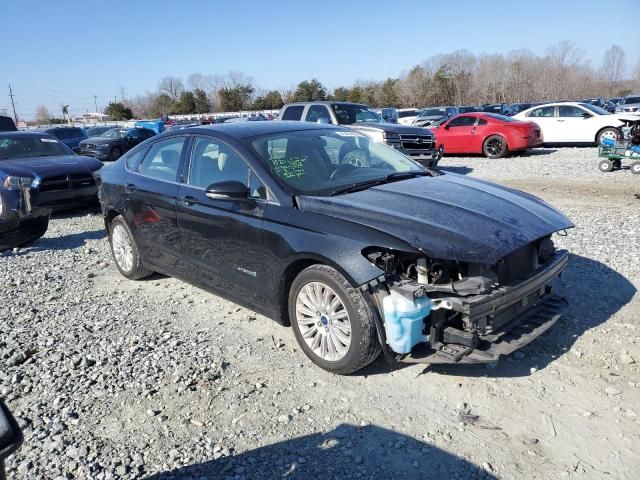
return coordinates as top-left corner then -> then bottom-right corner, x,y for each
362,234 -> 569,364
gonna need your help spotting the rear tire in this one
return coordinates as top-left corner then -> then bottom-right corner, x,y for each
596,127 -> 620,145
288,265 -> 381,374
483,135 -> 508,159
109,215 -> 153,280
598,159 -> 614,172
631,161 -> 640,175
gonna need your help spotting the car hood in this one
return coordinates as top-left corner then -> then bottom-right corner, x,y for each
80,136 -> 119,145
297,173 -> 573,264
351,123 -> 433,136
0,155 -> 102,181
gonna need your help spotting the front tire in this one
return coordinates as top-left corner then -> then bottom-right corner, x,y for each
288,265 -> 381,374
109,215 -> 153,280
597,127 -> 620,145
483,135 -> 508,159
110,147 -> 122,161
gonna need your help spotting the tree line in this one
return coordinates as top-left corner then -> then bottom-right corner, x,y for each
34,41 -> 640,122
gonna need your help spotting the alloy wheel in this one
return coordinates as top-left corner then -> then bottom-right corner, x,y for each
485,138 -> 503,156
112,224 -> 133,272
295,281 -> 352,362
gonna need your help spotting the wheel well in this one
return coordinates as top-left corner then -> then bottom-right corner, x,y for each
103,209 -> 120,233
595,126 -> 620,143
277,259 -> 320,326
483,134 -> 508,150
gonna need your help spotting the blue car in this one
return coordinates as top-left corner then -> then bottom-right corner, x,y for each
40,126 -> 88,152
0,132 -> 102,249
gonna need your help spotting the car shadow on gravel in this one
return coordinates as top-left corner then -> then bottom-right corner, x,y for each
145,423 -> 496,480
30,229 -> 107,251
363,253 -> 635,379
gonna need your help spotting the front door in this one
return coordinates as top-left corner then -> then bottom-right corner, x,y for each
441,115 -> 478,151
176,136 -> 267,306
124,136 -> 186,271
555,105 -> 591,142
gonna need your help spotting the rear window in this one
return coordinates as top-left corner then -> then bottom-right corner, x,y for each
398,110 -> 417,118
281,106 -> 304,121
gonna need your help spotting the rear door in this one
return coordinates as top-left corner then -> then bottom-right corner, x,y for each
526,106 -> 557,142
124,135 -> 187,271
440,115 -> 478,151
176,135 -> 268,306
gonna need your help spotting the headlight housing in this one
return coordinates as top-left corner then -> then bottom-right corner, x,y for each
96,143 -> 111,148
383,131 -> 401,141
2,176 -> 34,190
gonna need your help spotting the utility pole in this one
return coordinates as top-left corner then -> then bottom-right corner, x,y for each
120,86 -> 126,102
93,95 -> 98,113
8,84 -> 18,123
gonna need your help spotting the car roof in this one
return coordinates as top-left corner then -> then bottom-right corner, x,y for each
0,131 -> 57,138
160,121 -> 345,139
285,101 -> 368,107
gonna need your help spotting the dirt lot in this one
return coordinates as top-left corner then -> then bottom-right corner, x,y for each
2,147 -> 639,480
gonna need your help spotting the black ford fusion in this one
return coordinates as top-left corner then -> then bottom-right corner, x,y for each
0,132 -> 102,250
97,122 -> 573,374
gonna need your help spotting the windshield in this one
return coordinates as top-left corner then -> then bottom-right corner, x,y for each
419,108 -> 447,117
624,96 -> 640,104
248,129 -> 425,196
332,104 -> 384,124
0,135 -> 71,159
101,128 -> 127,138
578,103 -> 609,115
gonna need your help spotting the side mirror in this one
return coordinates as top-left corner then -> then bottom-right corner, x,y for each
316,118 -> 330,125
443,123 -> 450,129
581,112 -> 593,119
205,180 -> 249,200
0,399 -> 23,467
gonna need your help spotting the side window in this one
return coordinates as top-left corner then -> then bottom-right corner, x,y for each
477,118 -> 488,126
51,129 -> 66,140
138,137 -> 185,181
281,106 -> 304,121
71,128 -> 84,137
188,137 -> 249,189
248,171 -> 267,200
305,105 -> 331,123
447,116 -> 476,127
128,129 -> 141,140
558,106 -> 586,117
528,106 -> 555,118
125,148 -> 147,170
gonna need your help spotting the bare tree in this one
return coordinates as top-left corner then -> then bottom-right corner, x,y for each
35,105 -> 50,124
158,76 -> 185,100
601,45 -> 626,96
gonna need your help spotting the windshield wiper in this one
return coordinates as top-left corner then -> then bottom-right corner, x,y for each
331,171 -> 430,196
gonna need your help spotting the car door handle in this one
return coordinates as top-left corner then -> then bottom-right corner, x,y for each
181,195 -> 197,206
124,183 -> 137,193
557,119 -> 565,122
470,127 -> 476,134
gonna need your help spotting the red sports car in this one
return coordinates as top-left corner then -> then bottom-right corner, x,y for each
432,113 -> 543,158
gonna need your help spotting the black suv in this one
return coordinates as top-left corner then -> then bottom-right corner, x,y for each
79,127 -> 155,161
278,102 -> 442,168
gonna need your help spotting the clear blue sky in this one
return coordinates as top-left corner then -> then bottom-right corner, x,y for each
1,0 -> 637,119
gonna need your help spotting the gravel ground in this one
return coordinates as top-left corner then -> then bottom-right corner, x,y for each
2,147 -> 639,479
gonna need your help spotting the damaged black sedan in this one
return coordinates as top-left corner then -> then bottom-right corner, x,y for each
98,122 -> 573,374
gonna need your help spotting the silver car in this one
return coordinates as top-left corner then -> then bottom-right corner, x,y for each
615,94 -> 640,115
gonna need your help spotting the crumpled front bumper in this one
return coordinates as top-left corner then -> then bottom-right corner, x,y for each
387,250 -> 570,365
0,188 -> 51,250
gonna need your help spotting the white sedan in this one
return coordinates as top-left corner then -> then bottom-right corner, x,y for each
513,102 -> 637,144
